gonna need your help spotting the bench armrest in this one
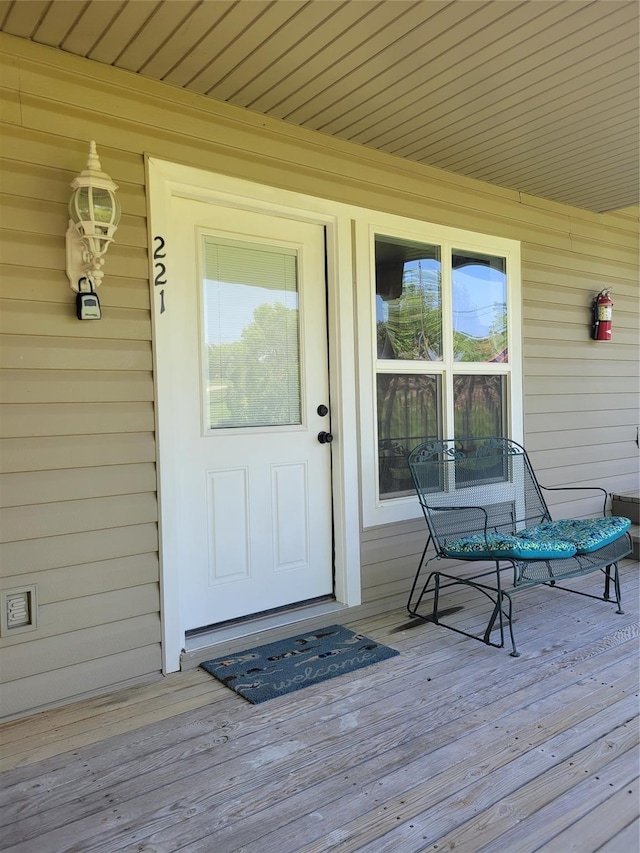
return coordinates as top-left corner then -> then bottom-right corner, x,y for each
426,504 -> 491,539
539,484 -> 608,517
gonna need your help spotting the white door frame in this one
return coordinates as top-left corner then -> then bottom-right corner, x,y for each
146,157 -> 361,673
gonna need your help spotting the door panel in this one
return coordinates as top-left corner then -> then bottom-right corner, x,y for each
170,197 -> 333,630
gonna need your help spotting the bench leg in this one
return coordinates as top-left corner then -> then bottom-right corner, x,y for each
407,538 -> 435,618
408,564 -> 521,656
604,562 -> 624,614
484,589 -> 519,657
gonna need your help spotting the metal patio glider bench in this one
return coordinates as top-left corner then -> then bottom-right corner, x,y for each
407,437 -> 632,656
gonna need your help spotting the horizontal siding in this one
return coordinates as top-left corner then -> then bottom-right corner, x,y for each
0,402 -> 155,438
0,493 -> 158,542
0,433 -> 156,472
525,375 -> 633,395
0,263 -> 150,310
0,523 -> 159,577
0,299 -> 151,340
0,333 -> 152,369
0,228 -> 149,280
523,426 -> 637,453
359,520 -> 426,616
0,613 -> 161,681
0,38 -> 161,719
522,325 -> 638,349
360,524 -> 427,569
568,216 -> 639,250
0,585 -> 160,648
525,409 -> 638,434
0,124 -> 147,189
0,368 -> 154,402
525,393 -> 636,415
1,553 -> 159,605
520,220 -> 639,507
522,262 -> 639,295
0,34 -> 638,718
526,352 -> 639,380
0,647 -> 162,720
0,463 -> 157,507
0,562 -> 161,712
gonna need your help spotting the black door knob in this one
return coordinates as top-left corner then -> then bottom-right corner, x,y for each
318,431 -> 333,444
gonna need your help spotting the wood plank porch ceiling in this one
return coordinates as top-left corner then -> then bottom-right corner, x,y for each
1,0 -> 638,214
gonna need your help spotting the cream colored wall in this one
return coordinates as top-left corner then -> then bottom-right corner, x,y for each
1,34 -> 638,718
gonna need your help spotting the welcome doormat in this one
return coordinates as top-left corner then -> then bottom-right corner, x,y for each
200,624 -> 400,704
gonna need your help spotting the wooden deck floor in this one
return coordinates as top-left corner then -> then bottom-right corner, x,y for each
1,560 -> 638,853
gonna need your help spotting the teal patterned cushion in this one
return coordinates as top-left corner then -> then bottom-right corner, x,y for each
517,517 -> 631,554
444,533 -> 577,560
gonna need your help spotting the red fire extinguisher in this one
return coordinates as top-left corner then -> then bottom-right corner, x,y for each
592,289 -> 613,341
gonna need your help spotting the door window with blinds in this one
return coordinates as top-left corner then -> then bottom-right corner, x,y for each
202,235 -> 301,429
359,221 -> 522,526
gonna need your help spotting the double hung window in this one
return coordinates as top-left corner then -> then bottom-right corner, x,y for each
358,218 -> 522,526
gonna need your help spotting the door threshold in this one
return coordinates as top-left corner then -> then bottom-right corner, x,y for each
183,599 -> 348,655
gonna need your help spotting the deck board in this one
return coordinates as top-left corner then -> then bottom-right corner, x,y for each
0,559 -> 638,853
596,818 -> 640,852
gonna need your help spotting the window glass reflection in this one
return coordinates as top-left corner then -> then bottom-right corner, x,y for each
203,236 -> 301,429
453,375 -> 506,486
452,251 -> 507,362
454,374 -> 505,441
377,373 -> 441,499
376,236 -> 442,361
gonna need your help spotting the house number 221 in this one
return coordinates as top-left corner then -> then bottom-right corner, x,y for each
153,235 -> 167,314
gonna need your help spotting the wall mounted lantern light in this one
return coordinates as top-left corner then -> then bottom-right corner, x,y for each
66,141 -> 121,316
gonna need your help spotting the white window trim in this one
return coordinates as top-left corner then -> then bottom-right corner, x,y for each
355,213 -> 523,529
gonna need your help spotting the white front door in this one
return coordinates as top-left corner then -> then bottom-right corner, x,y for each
168,196 -> 334,631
